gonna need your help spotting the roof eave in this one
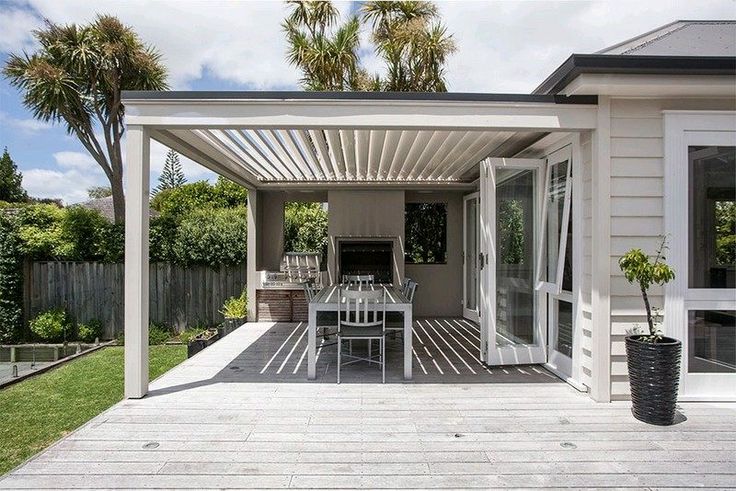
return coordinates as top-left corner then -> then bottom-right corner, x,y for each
533,54 -> 736,95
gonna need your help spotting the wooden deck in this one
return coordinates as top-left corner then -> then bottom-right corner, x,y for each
2,320 -> 735,489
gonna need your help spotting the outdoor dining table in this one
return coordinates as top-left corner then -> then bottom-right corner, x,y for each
307,283 -> 413,380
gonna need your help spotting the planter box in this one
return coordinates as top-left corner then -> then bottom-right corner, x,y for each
218,318 -> 245,338
187,330 -> 220,358
625,335 -> 682,425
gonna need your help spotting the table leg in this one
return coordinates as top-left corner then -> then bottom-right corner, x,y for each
308,305 -> 316,380
403,308 -> 412,380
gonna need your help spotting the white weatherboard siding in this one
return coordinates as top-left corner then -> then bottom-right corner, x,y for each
608,97 -> 736,400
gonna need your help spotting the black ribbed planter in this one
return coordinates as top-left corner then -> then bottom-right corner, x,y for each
625,335 -> 682,425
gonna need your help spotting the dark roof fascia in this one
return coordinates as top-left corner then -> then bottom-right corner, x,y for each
533,54 -> 736,95
121,90 -> 597,105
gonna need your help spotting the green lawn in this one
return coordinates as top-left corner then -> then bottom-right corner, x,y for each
0,345 -> 186,475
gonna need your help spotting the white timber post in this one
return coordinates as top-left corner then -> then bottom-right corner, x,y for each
590,96 -> 612,402
246,189 -> 259,322
125,125 -> 151,399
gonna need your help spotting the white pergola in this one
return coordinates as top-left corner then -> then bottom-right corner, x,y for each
121,91 -> 598,398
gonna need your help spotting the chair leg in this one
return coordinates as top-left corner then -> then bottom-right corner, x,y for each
337,337 -> 341,384
368,339 -> 372,360
381,338 -> 385,384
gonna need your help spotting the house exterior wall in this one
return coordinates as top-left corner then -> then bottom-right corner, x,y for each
327,190 -> 406,287
606,97 -> 736,400
259,190 -> 328,271
405,191 -> 464,318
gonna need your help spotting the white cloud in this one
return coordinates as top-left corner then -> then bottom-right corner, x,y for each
439,1 -> 736,93
0,111 -> 52,133
22,151 -> 107,204
24,0 -> 301,90
0,5 -> 42,53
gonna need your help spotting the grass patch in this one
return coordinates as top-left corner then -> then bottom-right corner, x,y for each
0,345 -> 186,475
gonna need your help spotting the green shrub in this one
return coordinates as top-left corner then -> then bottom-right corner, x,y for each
220,289 -> 247,319
151,178 -> 247,218
148,322 -> 172,345
173,206 -> 247,267
178,327 -> 203,344
78,319 -> 104,343
149,214 -> 179,262
0,214 -> 23,342
284,202 -> 328,265
57,206 -> 109,260
30,309 -> 71,342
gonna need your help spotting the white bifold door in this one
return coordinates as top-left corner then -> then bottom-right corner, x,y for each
479,147 -> 575,369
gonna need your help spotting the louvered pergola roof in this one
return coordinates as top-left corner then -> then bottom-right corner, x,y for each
122,91 -> 597,189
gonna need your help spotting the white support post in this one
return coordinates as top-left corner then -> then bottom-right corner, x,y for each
590,97 -> 612,402
246,189 -> 259,322
124,125 -> 151,399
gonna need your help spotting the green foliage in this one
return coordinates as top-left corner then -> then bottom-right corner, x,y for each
151,179 -> 247,218
14,204 -> 123,262
498,199 -> 524,264
30,308 -> 72,342
405,202 -> 447,263
618,236 -> 676,339
284,202 -> 328,264
220,289 -> 248,319
77,319 -> 103,343
173,206 -> 248,267
149,214 -> 179,262
0,147 -> 28,203
87,186 -> 112,199
178,327 -> 203,344
0,214 -> 23,342
715,201 -> 735,266
154,149 -> 186,195
3,15 -> 169,223
0,345 -> 185,475
283,1 -> 455,92
148,322 -> 172,345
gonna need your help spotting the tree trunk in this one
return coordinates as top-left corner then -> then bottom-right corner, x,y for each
110,170 -> 126,224
640,284 -> 655,336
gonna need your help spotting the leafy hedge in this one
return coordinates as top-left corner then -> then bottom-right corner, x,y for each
0,214 -> 23,343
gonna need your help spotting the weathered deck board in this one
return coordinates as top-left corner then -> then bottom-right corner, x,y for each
1,320 -> 734,489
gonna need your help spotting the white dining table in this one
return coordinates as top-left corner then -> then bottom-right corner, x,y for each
307,284 -> 413,380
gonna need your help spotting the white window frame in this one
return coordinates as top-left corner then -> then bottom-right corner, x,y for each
663,110 -> 736,401
536,145 -> 573,296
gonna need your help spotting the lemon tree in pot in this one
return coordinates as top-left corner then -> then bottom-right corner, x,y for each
219,289 -> 247,338
618,236 -> 679,425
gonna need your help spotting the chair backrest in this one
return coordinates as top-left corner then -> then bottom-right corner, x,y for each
338,287 -> 386,331
404,280 -> 418,303
302,280 -> 319,302
342,274 -> 374,286
400,277 -> 411,294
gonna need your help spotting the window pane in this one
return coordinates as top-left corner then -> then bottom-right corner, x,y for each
542,160 -> 569,284
555,300 -> 574,358
688,310 -> 736,373
405,203 -> 447,264
465,198 -> 478,310
688,146 -> 736,288
496,168 -> 537,346
562,187 -> 573,292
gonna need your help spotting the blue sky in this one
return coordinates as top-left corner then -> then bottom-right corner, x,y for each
1,0 -> 734,203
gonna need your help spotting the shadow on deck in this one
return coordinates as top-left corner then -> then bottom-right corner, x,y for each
147,319 -> 560,398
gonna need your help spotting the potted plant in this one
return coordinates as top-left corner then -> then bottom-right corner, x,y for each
219,289 -> 247,338
618,236 -> 680,425
187,327 -> 220,358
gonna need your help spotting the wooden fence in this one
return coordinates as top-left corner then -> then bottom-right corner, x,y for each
24,262 -> 247,339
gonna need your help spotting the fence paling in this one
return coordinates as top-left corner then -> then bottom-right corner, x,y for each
25,262 -> 246,339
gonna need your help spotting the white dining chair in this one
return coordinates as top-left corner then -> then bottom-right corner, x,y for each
342,274 -> 374,287
337,287 -> 387,383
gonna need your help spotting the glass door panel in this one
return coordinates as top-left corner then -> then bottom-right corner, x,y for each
481,158 -> 546,366
496,169 -> 537,347
463,193 -> 480,322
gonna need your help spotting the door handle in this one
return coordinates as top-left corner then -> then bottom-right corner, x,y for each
479,253 -> 485,270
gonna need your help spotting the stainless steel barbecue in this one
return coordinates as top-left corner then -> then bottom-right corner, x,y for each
260,252 -> 321,289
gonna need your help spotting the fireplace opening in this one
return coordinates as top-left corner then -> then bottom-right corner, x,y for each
339,240 -> 393,284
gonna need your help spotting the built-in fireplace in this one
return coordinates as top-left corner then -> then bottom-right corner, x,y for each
338,239 -> 393,284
